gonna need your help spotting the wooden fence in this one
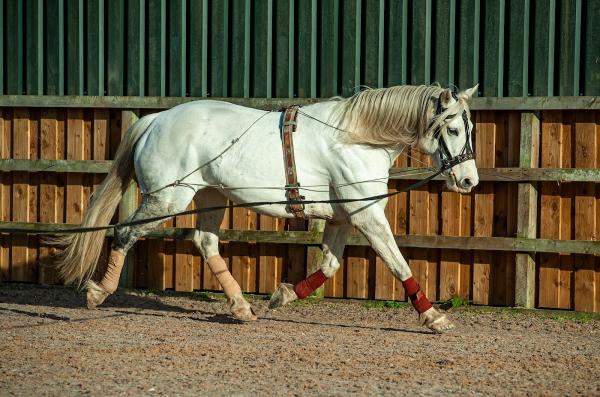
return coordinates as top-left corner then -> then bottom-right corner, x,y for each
1,96 -> 599,312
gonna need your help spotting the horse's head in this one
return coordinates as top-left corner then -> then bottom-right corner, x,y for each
418,85 -> 479,194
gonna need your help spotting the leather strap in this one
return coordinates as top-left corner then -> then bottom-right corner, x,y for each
280,105 -> 306,218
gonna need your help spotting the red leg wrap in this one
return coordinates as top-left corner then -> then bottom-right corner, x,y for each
402,277 -> 433,314
294,270 -> 328,299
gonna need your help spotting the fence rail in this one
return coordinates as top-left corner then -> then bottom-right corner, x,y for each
0,95 -> 599,312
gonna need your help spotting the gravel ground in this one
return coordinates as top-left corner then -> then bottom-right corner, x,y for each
1,284 -> 599,397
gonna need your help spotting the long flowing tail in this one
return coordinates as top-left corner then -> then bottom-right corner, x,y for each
48,113 -> 158,288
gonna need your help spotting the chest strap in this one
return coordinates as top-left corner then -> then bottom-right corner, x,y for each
280,105 -> 306,218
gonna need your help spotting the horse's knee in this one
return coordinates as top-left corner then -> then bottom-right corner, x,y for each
320,245 -> 341,278
192,230 -> 220,258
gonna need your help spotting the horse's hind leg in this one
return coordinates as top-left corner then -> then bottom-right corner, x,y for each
193,189 -> 256,321
87,194 -> 186,309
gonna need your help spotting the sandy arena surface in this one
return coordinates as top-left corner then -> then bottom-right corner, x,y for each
1,284 -> 599,397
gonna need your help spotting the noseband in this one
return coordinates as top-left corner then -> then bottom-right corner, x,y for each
430,92 -> 474,171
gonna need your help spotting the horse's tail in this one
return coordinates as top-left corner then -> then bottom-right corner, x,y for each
48,113 -> 158,288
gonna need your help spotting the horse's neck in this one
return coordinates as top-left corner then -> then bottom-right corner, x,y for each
302,101 -> 410,167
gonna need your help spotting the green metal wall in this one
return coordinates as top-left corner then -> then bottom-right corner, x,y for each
2,0 -> 599,98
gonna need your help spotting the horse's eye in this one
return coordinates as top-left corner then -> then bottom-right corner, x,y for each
448,128 -> 459,136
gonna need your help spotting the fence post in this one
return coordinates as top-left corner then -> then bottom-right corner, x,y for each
305,219 -> 326,298
118,110 -> 140,288
515,112 -> 540,308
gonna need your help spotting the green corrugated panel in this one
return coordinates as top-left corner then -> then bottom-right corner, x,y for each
481,0 -> 501,97
6,0 -> 23,94
297,0 -> 312,98
126,0 -> 144,96
147,0 -> 164,96
168,0 -> 186,96
86,0 -> 104,96
583,0 -> 600,95
363,0 -> 381,89
25,0 -> 43,95
230,0 -> 245,97
319,1 -> 337,97
3,0 -> 598,97
531,0 -> 550,96
557,0 -> 576,96
107,0 -> 125,95
0,0 -> 3,95
456,0 -> 476,91
411,0 -> 426,85
45,0 -> 64,95
252,0 -> 269,98
274,0 -> 291,98
209,0 -> 227,97
340,0 -> 358,96
188,0 -> 204,97
506,0 -> 527,96
66,0 -> 83,95
385,0 -> 406,86
433,0 -> 451,87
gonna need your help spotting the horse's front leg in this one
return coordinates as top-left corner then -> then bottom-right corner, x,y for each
269,222 -> 351,309
349,205 -> 454,333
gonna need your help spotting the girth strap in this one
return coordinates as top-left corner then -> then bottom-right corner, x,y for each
280,105 -> 306,218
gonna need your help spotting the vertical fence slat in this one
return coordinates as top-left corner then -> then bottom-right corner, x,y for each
0,110 -> 10,281
539,111 -> 563,308
175,205 -> 195,292
515,112 -> 539,307
258,215 -> 281,294
473,111 -> 495,305
38,110 -> 60,284
408,150 -> 437,302
574,112 -> 597,312
11,109 -> 31,281
231,208 -> 258,293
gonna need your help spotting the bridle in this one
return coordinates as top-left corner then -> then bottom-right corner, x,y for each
430,91 -> 475,172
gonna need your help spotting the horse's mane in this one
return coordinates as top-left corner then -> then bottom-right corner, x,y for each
333,84 -> 471,147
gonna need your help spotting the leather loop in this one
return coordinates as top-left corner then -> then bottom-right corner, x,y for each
280,106 -> 306,218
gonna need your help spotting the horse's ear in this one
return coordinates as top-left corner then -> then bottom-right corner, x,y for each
440,88 -> 453,107
464,84 -> 479,98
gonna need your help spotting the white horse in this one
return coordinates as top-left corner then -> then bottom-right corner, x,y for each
52,84 -> 479,332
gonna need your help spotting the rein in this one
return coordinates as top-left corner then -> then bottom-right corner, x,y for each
0,97 -> 474,236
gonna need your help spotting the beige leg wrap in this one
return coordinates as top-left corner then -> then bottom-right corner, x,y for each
98,250 -> 126,294
206,255 -> 242,298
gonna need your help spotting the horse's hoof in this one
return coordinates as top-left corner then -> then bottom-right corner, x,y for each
228,295 -> 257,322
86,280 -> 110,310
268,283 -> 298,310
419,307 -> 455,333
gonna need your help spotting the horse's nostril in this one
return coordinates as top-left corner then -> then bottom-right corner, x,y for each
461,178 -> 473,189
